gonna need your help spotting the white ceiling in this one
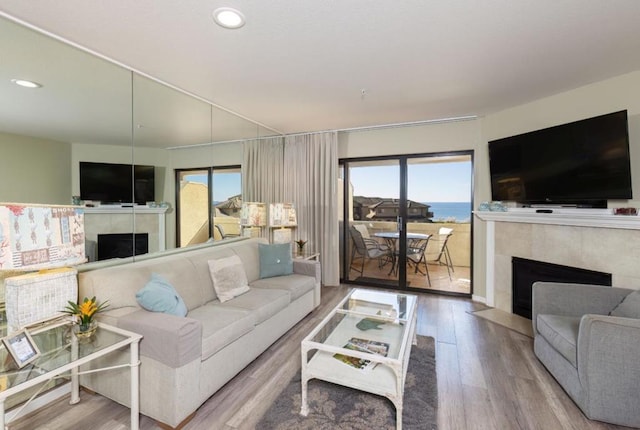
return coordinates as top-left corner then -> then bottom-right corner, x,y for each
2,0 -> 640,135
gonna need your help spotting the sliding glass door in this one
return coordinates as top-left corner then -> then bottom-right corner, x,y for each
340,152 -> 473,295
176,166 -> 242,247
343,159 -> 401,287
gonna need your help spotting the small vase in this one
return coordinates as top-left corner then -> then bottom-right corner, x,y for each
73,320 -> 98,342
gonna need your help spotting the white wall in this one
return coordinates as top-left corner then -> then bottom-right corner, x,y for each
338,119 -> 482,158
0,132 -> 71,204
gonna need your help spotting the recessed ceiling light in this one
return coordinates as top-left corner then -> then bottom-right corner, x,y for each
212,7 -> 245,29
11,79 -> 42,89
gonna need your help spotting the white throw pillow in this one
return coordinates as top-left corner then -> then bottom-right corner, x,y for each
207,255 -> 250,303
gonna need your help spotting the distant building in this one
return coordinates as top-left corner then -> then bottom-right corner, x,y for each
215,194 -> 242,217
353,196 -> 433,222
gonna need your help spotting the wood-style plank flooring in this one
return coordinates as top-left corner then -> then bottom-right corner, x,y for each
9,286 -> 630,430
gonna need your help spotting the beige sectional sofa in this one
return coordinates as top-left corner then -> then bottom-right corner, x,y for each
77,238 -> 321,428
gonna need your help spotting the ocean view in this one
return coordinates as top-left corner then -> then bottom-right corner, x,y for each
427,202 -> 471,223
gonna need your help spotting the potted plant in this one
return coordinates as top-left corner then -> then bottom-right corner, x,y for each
295,239 -> 307,256
63,296 -> 109,340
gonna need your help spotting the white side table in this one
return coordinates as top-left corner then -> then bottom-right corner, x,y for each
293,251 -> 320,261
0,321 -> 142,429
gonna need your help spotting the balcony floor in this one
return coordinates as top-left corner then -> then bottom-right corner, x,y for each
348,259 -> 471,294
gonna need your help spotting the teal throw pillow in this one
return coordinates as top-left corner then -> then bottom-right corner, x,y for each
136,273 -> 188,317
259,243 -> 293,279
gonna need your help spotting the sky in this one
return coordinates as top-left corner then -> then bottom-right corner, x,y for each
184,173 -> 241,202
185,160 -> 472,203
350,161 -> 472,202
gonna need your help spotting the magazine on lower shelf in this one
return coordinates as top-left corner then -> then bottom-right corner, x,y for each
333,337 -> 390,371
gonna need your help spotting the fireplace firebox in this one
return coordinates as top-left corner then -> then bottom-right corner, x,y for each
512,257 -> 611,319
97,233 -> 149,261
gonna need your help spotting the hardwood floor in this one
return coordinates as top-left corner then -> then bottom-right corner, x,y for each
9,286 -> 630,429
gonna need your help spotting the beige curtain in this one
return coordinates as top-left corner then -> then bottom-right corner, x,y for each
284,132 -> 339,286
242,137 -> 284,239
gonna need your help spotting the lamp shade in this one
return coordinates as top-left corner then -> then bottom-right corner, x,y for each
0,203 -> 85,271
269,203 -> 297,227
240,202 -> 266,227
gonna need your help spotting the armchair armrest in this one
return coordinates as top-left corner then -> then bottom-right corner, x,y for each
532,282 -> 631,333
577,314 -> 640,426
117,309 -> 202,368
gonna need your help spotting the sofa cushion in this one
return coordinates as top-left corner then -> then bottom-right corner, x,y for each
208,255 -> 250,303
221,288 -> 290,324
250,274 -> 315,301
609,289 -> 640,318
136,273 -> 188,317
184,246 -> 236,303
258,243 -> 293,279
117,309 -> 202,368
537,314 -> 580,367
188,304 -> 256,361
231,239 -> 266,283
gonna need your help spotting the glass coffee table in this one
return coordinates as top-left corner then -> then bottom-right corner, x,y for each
0,320 -> 142,429
300,288 -> 417,430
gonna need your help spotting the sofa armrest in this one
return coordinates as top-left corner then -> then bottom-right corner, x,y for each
117,309 -> 202,368
532,282 -> 631,333
293,259 -> 321,307
293,259 -> 319,279
577,314 -> 640,425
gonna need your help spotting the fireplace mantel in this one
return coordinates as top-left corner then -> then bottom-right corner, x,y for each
475,208 -> 640,230
476,208 -> 640,311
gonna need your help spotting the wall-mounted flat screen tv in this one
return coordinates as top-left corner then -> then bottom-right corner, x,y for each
80,162 -> 155,205
488,110 -> 632,208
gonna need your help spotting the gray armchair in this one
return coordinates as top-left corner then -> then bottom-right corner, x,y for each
532,281 -> 640,427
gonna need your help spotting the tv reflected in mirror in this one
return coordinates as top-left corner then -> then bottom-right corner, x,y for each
80,161 -> 155,205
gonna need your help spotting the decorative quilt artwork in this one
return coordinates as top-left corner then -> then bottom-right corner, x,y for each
240,202 -> 266,227
0,204 -> 85,270
269,203 -> 297,227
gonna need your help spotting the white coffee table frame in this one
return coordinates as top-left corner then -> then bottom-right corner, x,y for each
300,288 -> 417,430
0,321 -> 142,429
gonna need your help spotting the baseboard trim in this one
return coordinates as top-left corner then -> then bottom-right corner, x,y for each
472,295 -> 487,304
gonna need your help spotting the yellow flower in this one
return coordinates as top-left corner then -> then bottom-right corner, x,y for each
63,296 -> 109,325
78,300 -> 97,318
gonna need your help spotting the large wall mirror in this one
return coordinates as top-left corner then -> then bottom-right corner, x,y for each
0,13 -> 281,272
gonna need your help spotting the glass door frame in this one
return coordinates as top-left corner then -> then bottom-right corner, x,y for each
175,164 -> 241,246
340,150 -> 474,297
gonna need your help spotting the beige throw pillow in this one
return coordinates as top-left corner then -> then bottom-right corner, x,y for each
208,255 -> 250,303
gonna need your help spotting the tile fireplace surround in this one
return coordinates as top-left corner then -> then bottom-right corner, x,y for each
476,208 -> 640,314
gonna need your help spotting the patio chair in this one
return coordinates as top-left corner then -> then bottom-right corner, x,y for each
349,225 -> 391,276
214,224 -> 226,240
406,237 -> 430,277
420,228 -> 454,285
436,227 -> 454,274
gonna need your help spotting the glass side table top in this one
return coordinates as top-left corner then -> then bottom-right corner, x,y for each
0,321 -> 128,392
306,289 -> 417,361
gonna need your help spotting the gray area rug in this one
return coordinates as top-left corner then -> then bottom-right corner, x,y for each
257,336 -> 437,430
